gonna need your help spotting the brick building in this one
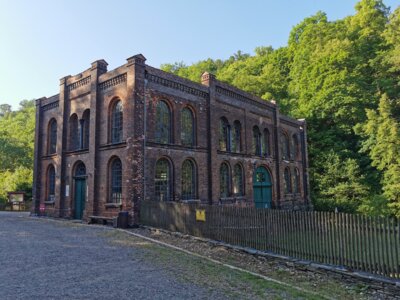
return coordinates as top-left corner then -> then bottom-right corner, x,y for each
32,54 -> 311,224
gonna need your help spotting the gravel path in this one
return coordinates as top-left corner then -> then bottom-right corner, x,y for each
0,212 -> 227,300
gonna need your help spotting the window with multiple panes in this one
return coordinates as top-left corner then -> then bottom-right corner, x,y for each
69,114 -> 79,151
75,162 -> 86,177
47,165 -> 55,202
220,163 -> 230,198
110,158 -> 122,203
155,101 -> 171,144
263,129 -> 271,156
48,119 -> 57,154
253,126 -> 262,156
181,159 -> 196,200
155,159 -> 171,201
181,108 -> 194,146
293,134 -> 300,160
231,121 -> 241,153
82,110 -> 90,149
284,167 -> 292,194
111,101 -> 123,144
233,163 -> 244,196
219,118 -> 230,151
294,168 -> 300,193
282,132 -> 290,160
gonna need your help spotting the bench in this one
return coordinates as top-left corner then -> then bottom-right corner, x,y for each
88,215 -> 116,226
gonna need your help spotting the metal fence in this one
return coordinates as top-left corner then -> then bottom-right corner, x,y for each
140,201 -> 400,279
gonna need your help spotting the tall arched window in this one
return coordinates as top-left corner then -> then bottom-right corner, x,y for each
231,121 -> 241,153
82,109 -> 90,149
48,119 -> 57,154
155,101 -> 171,144
294,168 -> 300,193
47,165 -> 56,202
233,163 -> 244,196
253,126 -> 262,156
109,158 -> 122,203
155,158 -> 172,201
263,129 -> 271,156
284,167 -> 292,194
181,159 -> 196,200
68,114 -> 79,151
293,134 -> 300,160
220,162 -> 230,198
111,100 -> 123,144
181,108 -> 194,146
219,118 -> 230,151
282,132 -> 290,160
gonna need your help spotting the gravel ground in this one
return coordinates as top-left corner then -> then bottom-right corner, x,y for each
0,212 -> 229,300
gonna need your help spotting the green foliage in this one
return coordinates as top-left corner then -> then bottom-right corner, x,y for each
161,0 -> 400,216
312,151 -> 369,212
0,100 -> 35,203
0,167 -> 33,203
358,94 -> 400,217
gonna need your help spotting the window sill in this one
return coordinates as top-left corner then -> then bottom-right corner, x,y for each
105,203 -> 122,208
181,199 -> 201,204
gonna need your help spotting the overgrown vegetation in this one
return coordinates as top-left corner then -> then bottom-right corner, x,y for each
161,0 -> 400,217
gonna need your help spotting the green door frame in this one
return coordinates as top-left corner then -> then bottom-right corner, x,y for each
253,166 -> 272,209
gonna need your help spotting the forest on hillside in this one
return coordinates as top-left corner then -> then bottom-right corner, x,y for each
1,0 -> 399,217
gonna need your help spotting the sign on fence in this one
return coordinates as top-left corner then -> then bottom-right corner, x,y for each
195,209 -> 206,222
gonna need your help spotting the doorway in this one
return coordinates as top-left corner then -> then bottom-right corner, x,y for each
253,166 -> 272,208
73,162 -> 86,219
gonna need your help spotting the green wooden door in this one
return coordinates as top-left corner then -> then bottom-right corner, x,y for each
253,166 -> 272,208
74,178 -> 86,219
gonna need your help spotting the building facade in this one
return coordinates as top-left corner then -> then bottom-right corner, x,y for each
32,54 -> 311,223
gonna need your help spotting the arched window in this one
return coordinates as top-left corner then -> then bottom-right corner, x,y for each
294,168 -> 300,193
219,118 -> 230,151
75,162 -> 86,177
68,114 -> 79,151
253,126 -> 262,156
47,165 -> 56,202
181,159 -> 196,200
111,100 -> 123,144
155,158 -> 172,201
293,134 -> 300,160
282,132 -> 290,160
284,167 -> 292,194
82,110 -> 90,149
48,119 -> 57,154
181,108 -> 194,146
155,101 -> 171,144
231,121 -> 241,153
263,129 -> 271,156
109,158 -> 122,203
220,162 -> 230,198
233,163 -> 244,196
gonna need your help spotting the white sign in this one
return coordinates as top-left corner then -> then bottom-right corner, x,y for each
65,185 -> 70,197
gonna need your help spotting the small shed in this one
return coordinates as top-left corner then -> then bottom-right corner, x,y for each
7,192 -> 26,211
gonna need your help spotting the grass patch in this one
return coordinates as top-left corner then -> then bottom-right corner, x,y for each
102,230 -> 326,300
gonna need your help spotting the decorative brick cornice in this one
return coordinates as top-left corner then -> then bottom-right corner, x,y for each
99,73 -> 127,91
145,72 -> 208,99
216,86 -> 273,111
67,76 -> 91,92
41,101 -> 59,112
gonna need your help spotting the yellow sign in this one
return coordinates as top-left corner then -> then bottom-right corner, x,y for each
195,209 -> 206,222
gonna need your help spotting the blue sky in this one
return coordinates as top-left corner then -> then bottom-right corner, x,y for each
0,0 -> 399,109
